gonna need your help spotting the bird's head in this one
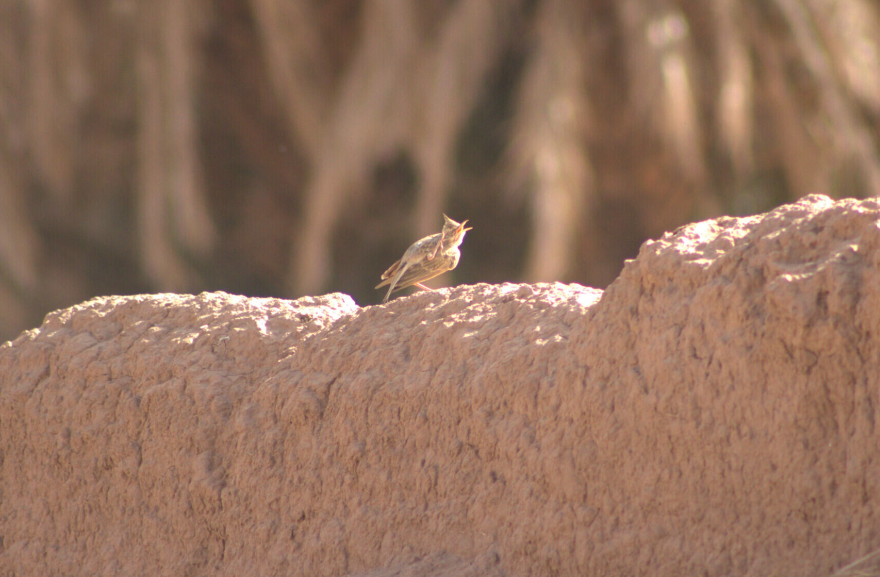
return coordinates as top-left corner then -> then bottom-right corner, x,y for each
442,214 -> 472,247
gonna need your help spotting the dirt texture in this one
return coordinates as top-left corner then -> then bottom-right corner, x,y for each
3,194 -> 880,576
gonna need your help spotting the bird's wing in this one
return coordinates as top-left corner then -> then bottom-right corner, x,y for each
376,232 -> 444,290
385,253 -> 455,293
375,258 -> 402,288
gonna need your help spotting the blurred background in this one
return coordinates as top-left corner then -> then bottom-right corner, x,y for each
2,0 -> 880,342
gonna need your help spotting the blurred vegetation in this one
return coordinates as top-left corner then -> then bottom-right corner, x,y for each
1,0 -> 880,342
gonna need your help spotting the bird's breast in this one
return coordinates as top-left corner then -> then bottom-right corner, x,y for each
447,248 -> 461,269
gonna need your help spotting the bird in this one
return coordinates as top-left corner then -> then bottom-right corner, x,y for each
376,214 -> 472,303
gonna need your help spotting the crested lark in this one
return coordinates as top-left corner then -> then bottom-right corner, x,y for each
376,215 -> 472,303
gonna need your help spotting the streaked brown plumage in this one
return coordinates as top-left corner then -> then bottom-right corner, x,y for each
376,215 -> 472,303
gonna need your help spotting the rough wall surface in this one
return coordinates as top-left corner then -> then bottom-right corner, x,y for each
2,194 -> 880,576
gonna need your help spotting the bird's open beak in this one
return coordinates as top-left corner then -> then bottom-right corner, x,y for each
459,220 -> 472,232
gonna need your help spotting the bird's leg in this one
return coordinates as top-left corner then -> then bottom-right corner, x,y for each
428,228 -> 445,260
415,283 -> 435,291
